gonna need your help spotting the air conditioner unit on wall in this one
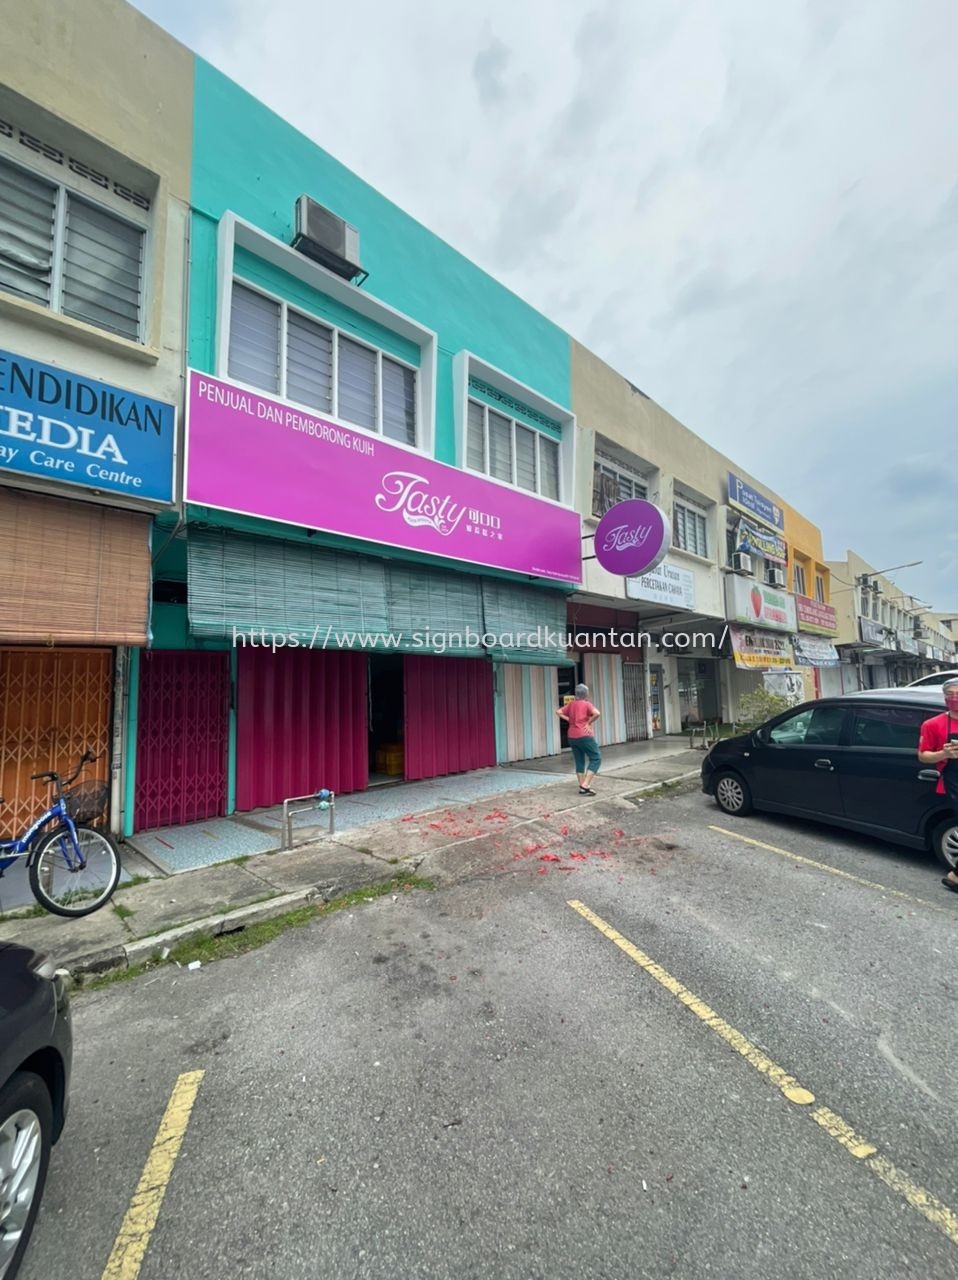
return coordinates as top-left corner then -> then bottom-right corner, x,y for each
766,566 -> 786,587
292,196 -> 367,284
731,552 -> 752,574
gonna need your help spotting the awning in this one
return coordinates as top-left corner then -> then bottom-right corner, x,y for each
792,634 -> 841,667
728,623 -> 795,669
0,488 -> 152,645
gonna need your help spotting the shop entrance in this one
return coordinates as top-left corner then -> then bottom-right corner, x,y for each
368,653 -> 406,785
556,664 -> 581,750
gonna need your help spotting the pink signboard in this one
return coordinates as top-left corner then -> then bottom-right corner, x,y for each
184,372 -> 582,584
593,498 -> 671,577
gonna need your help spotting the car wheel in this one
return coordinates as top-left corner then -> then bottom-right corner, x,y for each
714,770 -> 753,816
930,816 -> 958,872
0,1072 -> 53,1280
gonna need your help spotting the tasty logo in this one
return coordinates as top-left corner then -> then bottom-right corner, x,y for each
374,471 -> 475,537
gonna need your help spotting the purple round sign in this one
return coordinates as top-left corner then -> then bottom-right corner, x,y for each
593,499 -> 672,577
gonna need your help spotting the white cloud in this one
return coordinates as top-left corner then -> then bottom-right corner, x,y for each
134,0 -> 958,608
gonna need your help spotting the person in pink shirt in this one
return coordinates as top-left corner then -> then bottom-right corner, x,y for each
557,684 -> 602,795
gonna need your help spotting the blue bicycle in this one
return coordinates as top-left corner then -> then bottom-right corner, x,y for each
0,750 -> 122,918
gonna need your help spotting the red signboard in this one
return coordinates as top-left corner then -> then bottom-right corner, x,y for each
796,595 -> 838,635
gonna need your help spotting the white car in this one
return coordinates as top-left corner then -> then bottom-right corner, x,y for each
905,670 -> 958,688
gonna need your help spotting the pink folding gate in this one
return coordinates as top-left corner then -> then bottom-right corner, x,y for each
134,651 -> 231,831
403,655 -> 496,781
235,647 -> 368,811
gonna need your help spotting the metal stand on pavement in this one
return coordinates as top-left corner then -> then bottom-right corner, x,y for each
282,788 -> 335,850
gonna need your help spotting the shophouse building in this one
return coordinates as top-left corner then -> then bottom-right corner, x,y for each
0,0 -> 189,838
568,345 -> 835,737
827,552 -> 956,689
129,56 -> 585,835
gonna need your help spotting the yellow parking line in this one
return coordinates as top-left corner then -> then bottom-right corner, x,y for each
101,1070 -> 205,1280
567,900 -> 958,1248
708,824 -> 929,905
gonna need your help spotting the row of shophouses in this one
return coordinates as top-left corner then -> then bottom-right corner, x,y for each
1,0 -> 955,842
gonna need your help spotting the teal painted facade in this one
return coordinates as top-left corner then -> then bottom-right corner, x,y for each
128,55 -> 578,835
189,58 -> 572,469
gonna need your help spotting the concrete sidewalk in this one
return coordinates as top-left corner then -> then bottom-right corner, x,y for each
0,742 -> 704,979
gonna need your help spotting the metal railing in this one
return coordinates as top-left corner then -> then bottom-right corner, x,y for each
281,790 -> 335,850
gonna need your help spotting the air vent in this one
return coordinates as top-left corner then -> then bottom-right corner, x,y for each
292,196 -> 367,284
731,552 -> 752,574
766,566 -> 786,588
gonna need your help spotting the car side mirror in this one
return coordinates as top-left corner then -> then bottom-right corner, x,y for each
751,728 -> 767,746
918,769 -> 940,783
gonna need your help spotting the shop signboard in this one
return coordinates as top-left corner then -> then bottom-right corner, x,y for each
728,623 -> 795,669
593,498 -> 671,577
184,371 -> 582,584
792,634 -> 841,667
732,514 -> 787,565
725,574 -> 797,631
859,617 -> 890,647
625,560 -> 695,609
795,595 -> 838,635
727,471 -> 784,532
0,347 -> 176,505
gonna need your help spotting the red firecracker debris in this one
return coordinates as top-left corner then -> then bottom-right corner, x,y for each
539,852 -> 561,862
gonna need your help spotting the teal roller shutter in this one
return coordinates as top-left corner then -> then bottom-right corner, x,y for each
480,580 -> 573,665
187,529 -> 389,643
385,564 -> 485,656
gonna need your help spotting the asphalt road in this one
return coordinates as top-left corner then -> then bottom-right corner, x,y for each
20,785 -> 958,1280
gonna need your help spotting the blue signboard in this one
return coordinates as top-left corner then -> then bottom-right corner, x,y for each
0,348 -> 175,504
727,470 -> 784,532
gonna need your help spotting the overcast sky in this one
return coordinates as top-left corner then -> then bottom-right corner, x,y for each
134,0 -> 958,615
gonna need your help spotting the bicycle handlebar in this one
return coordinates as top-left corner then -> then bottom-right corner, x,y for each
30,749 -> 100,789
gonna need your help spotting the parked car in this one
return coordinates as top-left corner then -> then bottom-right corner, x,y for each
0,943 -> 72,1280
905,669 -> 958,688
701,687 -> 958,870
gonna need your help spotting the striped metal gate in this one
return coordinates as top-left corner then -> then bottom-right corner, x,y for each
623,661 -> 647,740
0,647 -> 113,840
134,651 -> 230,831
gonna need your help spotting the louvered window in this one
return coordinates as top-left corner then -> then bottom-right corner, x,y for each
0,155 -> 145,341
673,500 -> 709,558
592,458 -> 647,516
226,279 -> 419,445
465,396 -> 562,501
228,284 -> 280,392
381,356 -> 416,445
287,310 -> 333,412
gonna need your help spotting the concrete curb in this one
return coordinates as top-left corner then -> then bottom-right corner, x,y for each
60,770 -> 703,983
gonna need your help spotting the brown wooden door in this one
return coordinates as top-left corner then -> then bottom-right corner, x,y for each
0,647 -> 113,839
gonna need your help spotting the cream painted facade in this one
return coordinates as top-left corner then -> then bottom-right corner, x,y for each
826,551 -> 956,689
570,340 -> 814,734
0,0 -> 192,487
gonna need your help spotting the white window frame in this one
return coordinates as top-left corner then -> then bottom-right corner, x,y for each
215,212 -> 437,456
227,276 -> 419,445
0,152 -> 149,344
592,455 -> 648,516
815,574 -> 826,604
793,563 -> 807,596
673,497 -> 709,559
465,395 -> 561,501
452,350 -> 575,507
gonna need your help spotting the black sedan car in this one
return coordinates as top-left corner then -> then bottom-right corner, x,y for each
702,687 -> 958,870
0,943 -> 72,1280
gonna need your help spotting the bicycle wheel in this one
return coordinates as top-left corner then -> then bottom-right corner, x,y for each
29,824 -> 122,918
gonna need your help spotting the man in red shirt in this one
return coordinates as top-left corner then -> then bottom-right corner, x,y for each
917,676 -> 958,892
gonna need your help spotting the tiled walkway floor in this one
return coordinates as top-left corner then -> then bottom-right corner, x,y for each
127,766 -> 573,874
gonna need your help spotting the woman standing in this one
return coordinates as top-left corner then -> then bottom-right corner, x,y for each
557,684 -> 602,795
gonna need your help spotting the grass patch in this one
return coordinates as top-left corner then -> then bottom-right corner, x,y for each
76,872 -> 434,994
113,902 -> 135,921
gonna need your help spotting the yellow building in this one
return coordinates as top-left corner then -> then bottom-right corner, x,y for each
780,503 -> 841,699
